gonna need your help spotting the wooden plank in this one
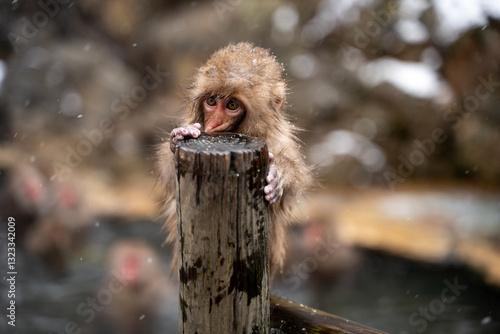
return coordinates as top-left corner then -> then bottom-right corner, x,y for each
270,295 -> 388,334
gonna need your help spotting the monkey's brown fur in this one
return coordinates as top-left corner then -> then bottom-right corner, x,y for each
157,42 -> 314,277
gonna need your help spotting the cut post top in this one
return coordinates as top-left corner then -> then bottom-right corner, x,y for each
174,132 -> 269,176
175,132 -> 266,153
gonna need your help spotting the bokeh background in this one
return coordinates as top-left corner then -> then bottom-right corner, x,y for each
1,0 -> 500,333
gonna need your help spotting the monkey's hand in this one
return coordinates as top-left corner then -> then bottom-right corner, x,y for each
264,153 -> 283,204
170,123 -> 202,152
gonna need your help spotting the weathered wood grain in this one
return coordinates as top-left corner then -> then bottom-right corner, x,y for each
174,133 -> 270,334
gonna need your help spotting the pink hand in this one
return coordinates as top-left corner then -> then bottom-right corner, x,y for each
264,153 -> 283,204
170,123 -> 202,152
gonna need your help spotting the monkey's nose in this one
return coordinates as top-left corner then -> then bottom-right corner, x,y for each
205,116 -> 224,132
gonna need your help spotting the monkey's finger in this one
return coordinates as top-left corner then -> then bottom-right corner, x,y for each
264,184 -> 273,195
188,128 -> 201,137
264,185 -> 275,202
174,134 -> 185,141
267,178 -> 280,194
182,126 -> 201,137
265,185 -> 282,203
171,128 -> 184,138
269,192 -> 281,204
265,192 -> 275,203
169,133 -> 184,144
193,123 -> 202,129
268,153 -> 275,163
170,134 -> 184,152
265,166 -> 283,203
266,167 -> 278,184
172,126 -> 201,138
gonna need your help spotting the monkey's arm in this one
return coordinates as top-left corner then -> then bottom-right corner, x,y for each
267,139 -> 313,211
156,141 -> 179,253
265,143 -> 312,273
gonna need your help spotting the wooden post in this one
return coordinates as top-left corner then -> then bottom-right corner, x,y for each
174,133 -> 270,334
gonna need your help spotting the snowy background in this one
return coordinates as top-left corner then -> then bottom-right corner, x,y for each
1,1 -> 500,334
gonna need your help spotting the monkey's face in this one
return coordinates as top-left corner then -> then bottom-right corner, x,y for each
202,95 -> 245,132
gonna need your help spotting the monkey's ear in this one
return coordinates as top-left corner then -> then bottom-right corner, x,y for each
273,82 -> 286,113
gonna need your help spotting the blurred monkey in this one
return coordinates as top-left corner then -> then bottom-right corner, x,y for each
104,240 -> 174,334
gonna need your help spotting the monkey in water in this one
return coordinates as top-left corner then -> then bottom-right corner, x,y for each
157,42 -> 314,277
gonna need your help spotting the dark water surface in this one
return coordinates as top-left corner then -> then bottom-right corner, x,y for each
0,220 -> 178,334
273,249 -> 500,334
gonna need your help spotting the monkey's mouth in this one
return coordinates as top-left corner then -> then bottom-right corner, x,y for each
205,113 -> 245,133
206,122 -> 232,132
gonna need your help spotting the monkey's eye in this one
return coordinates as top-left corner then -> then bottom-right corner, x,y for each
226,100 -> 240,111
206,96 -> 217,106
